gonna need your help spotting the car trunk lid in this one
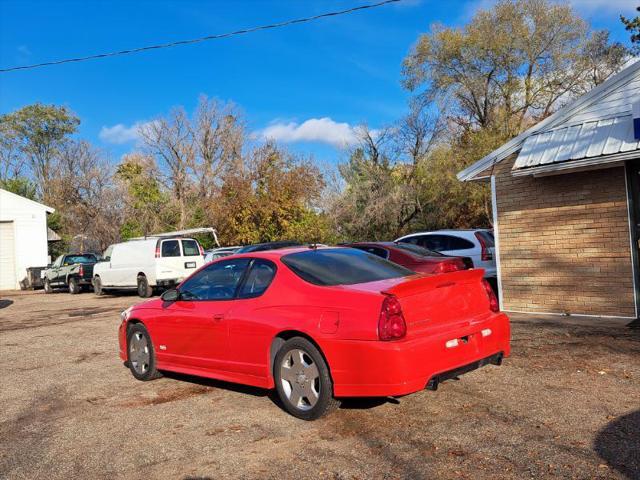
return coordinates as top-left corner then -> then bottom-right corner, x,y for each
381,269 -> 491,337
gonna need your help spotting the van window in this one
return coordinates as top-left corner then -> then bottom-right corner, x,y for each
182,239 -> 200,256
161,240 -> 181,257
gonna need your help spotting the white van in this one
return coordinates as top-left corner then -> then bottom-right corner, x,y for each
93,237 -> 205,297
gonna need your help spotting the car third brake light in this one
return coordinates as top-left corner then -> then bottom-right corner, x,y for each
378,295 -> 406,341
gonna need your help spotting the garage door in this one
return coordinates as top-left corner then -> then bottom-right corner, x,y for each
0,221 -> 16,290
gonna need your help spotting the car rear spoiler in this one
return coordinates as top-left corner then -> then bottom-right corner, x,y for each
382,269 -> 485,298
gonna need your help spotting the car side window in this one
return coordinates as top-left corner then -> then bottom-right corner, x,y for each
442,235 -> 475,250
179,258 -> 250,301
238,260 -> 276,299
161,240 -> 181,257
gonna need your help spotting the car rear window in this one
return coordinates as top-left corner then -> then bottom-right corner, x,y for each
282,248 -> 412,286
64,254 -> 97,264
182,239 -> 200,256
394,243 -> 444,258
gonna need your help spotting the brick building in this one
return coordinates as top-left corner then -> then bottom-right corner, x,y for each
458,61 -> 640,319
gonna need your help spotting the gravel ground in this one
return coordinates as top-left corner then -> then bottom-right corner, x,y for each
0,290 -> 638,480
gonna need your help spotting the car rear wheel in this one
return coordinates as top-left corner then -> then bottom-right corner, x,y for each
68,277 -> 80,294
43,278 -> 53,294
137,275 -> 153,298
274,337 -> 340,420
93,276 -> 103,296
127,323 -> 162,381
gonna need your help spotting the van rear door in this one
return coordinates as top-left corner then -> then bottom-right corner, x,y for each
155,238 -> 204,284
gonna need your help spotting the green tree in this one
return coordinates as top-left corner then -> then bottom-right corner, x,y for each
0,103 -> 79,202
0,177 -> 37,200
621,6 -> 640,53
116,153 -> 173,239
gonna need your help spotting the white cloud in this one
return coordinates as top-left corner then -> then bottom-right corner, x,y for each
99,121 -> 154,145
257,117 -> 365,148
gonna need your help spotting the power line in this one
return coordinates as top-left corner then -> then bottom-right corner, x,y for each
0,0 -> 401,73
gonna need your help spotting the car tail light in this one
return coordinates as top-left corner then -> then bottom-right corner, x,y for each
155,243 -> 161,258
79,264 -> 84,276
482,279 -> 499,313
378,295 -> 406,341
433,259 -> 463,274
475,232 -> 493,261
198,243 -> 204,256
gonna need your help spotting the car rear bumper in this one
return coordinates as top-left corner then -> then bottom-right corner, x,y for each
325,312 -> 510,397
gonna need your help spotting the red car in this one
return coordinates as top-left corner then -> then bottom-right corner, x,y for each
119,247 -> 510,420
344,241 -> 469,274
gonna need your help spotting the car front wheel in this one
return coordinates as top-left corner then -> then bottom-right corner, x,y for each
43,278 -> 53,294
127,323 -> 162,381
274,337 -> 340,420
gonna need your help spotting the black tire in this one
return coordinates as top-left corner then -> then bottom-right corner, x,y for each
274,337 -> 340,420
43,278 -> 53,294
68,277 -> 80,294
93,276 -> 103,296
126,323 -> 162,381
137,275 -> 153,298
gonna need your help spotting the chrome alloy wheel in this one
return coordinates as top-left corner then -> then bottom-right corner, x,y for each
279,348 -> 320,411
129,332 -> 150,375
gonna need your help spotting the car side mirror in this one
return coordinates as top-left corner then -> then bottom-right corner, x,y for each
161,289 -> 180,302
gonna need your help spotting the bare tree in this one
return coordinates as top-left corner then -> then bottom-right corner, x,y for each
139,109 -> 195,229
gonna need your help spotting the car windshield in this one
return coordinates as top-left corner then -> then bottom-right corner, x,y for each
282,248 -> 412,286
64,254 -> 96,264
394,243 -> 445,258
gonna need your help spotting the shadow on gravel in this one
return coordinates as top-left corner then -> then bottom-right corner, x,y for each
161,371 -> 400,413
162,371 -> 269,398
594,409 -> 640,479
0,299 -> 13,309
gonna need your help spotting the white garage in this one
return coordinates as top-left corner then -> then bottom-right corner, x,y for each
0,188 -> 54,290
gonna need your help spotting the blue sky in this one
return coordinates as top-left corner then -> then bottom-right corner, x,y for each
0,0 -> 636,164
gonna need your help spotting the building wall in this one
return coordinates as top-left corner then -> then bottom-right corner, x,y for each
493,156 -> 636,318
0,189 -> 51,289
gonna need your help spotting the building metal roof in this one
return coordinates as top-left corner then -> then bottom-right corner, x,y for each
513,114 -> 640,171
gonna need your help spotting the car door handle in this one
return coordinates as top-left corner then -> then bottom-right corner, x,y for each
212,314 -> 224,321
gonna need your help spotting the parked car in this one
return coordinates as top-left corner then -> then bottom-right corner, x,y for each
395,229 -> 496,278
235,241 -> 301,253
343,242 -> 469,274
204,246 -> 240,263
119,246 -> 509,420
43,253 -> 98,294
93,237 -> 205,298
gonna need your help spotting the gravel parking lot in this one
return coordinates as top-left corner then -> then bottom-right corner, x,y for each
0,290 -> 638,480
